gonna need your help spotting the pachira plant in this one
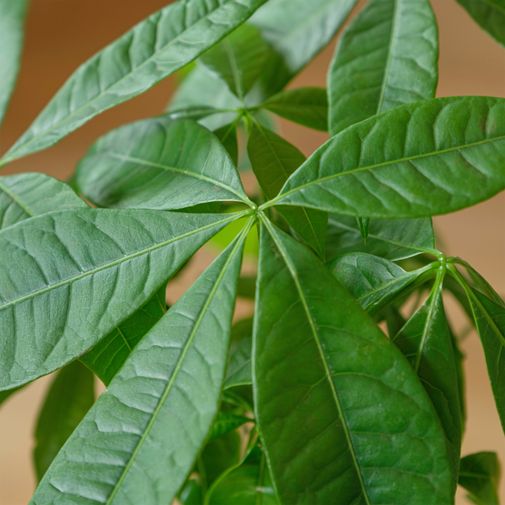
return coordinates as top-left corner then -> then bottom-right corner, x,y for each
0,0 -> 504,503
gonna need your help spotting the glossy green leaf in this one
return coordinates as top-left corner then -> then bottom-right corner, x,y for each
30,231 -> 246,505
457,0 -> 505,47
328,0 -> 438,134
0,173 -> 85,229
0,208 -> 242,390
326,214 -> 435,261
179,478 -> 204,505
0,0 -> 28,127
75,117 -> 250,210
33,361 -> 95,481
247,122 -> 327,256
225,318 -> 253,389
272,97 -> 505,218
329,252 -> 434,314
459,452 -> 501,505
201,24 -> 270,99
262,87 -> 328,131
254,218 -> 454,504
393,278 -> 463,472
81,288 -> 167,385
2,0 -> 268,163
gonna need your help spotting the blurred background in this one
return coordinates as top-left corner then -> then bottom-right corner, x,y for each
0,0 -> 503,503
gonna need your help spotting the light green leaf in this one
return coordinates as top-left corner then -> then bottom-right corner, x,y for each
2,0 -> 268,164
0,208 -> 243,390
326,214 -> 435,261
201,24 -> 270,99
272,97 -> 505,218
75,117 -> 250,210
254,218 -> 454,504
247,122 -> 327,256
33,361 -> 95,481
81,288 -> 167,385
328,0 -> 438,134
225,318 -> 253,389
0,173 -> 85,228
30,231 -> 246,505
0,0 -> 28,127
457,0 -> 505,47
262,87 -> 328,131
459,452 -> 501,505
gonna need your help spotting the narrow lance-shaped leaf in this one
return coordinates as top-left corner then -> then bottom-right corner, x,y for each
0,0 -> 29,127
33,361 -> 95,481
328,0 -> 438,134
0,208 -> 243,390
0,173 -> 86,229
1,0 -> 268,164
74,117 -> 251,210
254,218 -> 453,504
457,0 -> 505,47
459,452 -> 501,505
30,229 -> 246,505
247,122 -> 327,256
271,97 -> 505,218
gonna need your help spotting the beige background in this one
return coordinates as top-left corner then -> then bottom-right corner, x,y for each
0,0 -> 504,503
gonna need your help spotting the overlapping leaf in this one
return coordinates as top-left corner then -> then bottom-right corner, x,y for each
457,0 -> 505,47
459,452 -> 501,505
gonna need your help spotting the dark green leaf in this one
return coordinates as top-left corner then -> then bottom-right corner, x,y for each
81,288 -> 167,385
225,318 -> 253,389
0,385 -> 23,409
30,230 -> 246,505
0,173 -> 86,228
2,0 -> 268,163
254,218 -> 454,504
262,87 -> 328,131
179,478 -> 204,505
202,429 -> 243,485
457,0 -> 505,47
459,452 -> 501,505
0,0 -> 28,126
329,0 -> 438,134
273,97 -> 505,218
0,208 -> 242,390
33,361 -> 95,481
208,411 -> 252,440
214,122 -> 239,166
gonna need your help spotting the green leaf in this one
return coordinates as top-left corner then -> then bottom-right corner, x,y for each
0,0 -> 28,127
30,229 -> 246,505
247,122 -> 327,256
33,361 -> 95,481
179,478 -> 204,505
214,122 -> 239,166
2,0 -> 268,164
81,288 -> 167,385
0,208 -> 242,390
225,318 -> 253,389
328,0 -> 438,134
262,87 -> 328,131
0,173 -> 86,228
329,252 -> 434,314
208,411 -> 252,440
75,117 -> 250,210
459,452 -> 501,505
457,0 -> 505,47
254,218 -> 454,504
0,385 -> 23,409
271,97 -> 505,218
201,24 -> 270,99
393,276 -> 463,473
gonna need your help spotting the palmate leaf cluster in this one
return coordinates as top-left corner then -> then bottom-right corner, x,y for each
0,0 -> 504,503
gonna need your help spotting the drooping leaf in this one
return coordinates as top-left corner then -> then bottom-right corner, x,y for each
273,97 -> 505,218
254,218 -> 454,504
262,87 -> 328,131
225,318 -> 253,389
0,173 -> 86,229
457,0 -> 505,47
201,24 -> 270,99
0,0 -> 29,127
0,208 -> 243,390
247,122 -> 327,256
33,361 -> 95,481
2,0 -> 268,163
326,214 -> 435,261
81,288 -> 167,385
30,230 -> 246,505
328,0 -> 438,134
74,117 -> 250,210
459,452 -> 501,505
329,252 -> 435,314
